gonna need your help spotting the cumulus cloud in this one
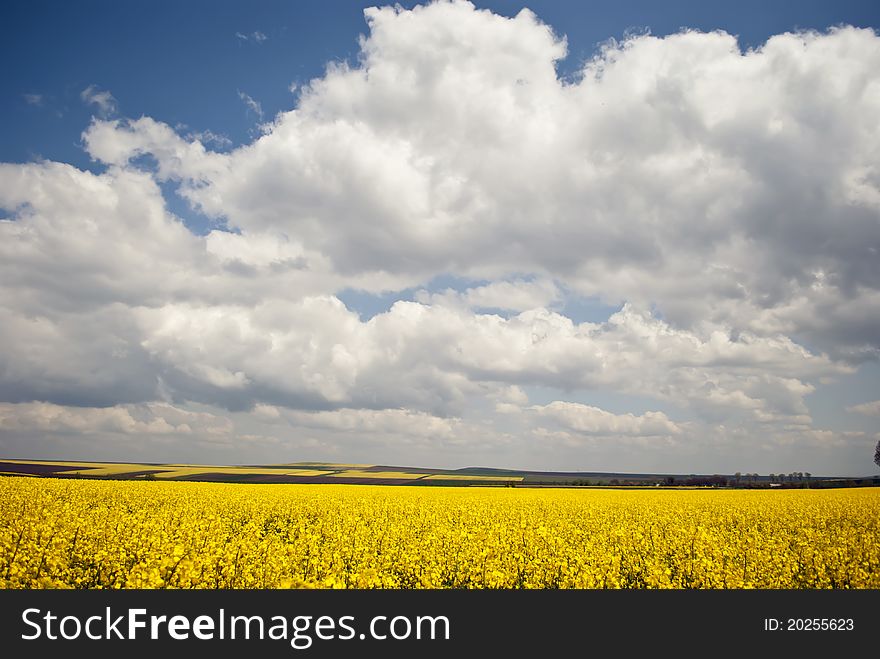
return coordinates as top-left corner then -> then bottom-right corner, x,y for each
0,402 -> 231,436
529,401 -> 682,437
80,85 -> 117,116
0,252 -> 840,423
185,129 -> 233,149
287,408 -> 458,438
78,5 -> 880,361
1,1 -> 878,472
415,278 -> 561,312
847,400 -> 880,417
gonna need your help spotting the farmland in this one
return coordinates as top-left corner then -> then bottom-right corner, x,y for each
0,458 -> 524,486
1,476 -> 877,589
3,458 -> 872,488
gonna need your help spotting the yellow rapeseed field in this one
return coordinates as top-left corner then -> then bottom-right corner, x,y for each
1,476 -> 877,589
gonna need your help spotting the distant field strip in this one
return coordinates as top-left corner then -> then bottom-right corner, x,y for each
0,460 -> 335,480
423,475 -> 524,482
2,459 -> 148,470
151,468 -> 333,479
329,470 -> 425,479
67,464 -> 171,476
287,463 -> 374,468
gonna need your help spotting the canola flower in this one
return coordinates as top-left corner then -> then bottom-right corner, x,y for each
0,476 -> 877,589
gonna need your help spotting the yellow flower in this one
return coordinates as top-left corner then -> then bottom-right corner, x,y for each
0,476 -> 877,589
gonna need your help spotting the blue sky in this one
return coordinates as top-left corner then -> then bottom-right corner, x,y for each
1,1 -> 879,474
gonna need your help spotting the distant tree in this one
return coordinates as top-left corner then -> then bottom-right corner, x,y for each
875,439 -> 880,471
735,472 -> 741,487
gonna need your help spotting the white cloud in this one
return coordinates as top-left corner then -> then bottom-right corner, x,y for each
82,117 -> 228,182
847,400 -> 880,417
237,91 -> 263,119
123,300 -> 839,422
186,129 -> 233,149
80,85 -> 117,117
416,278 -> 561,311
0,154 -> 849,422
529,401 -> 682,437
78,7 -> 880,364
286,408 -> 459,439
23,93 -> 44,106
236,31 -> 267,43
0,401 -> 231,436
